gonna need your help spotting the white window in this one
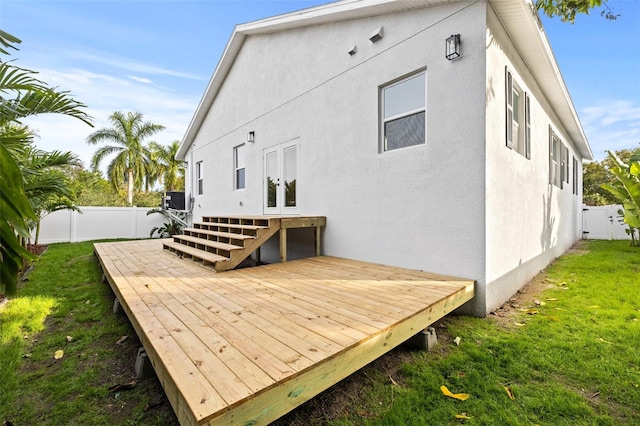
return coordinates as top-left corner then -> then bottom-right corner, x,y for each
506,68 -> 531,159
549,128 -> 562,188
234,144 -> 245,190
381,71 -> 426,152
196,161 -> 203,195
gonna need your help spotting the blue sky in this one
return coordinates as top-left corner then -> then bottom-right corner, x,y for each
1,0 -> 638,167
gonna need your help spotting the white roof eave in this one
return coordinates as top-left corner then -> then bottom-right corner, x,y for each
178,0 -> 593,162
491,0 -> 592,160
176,28 -> 246,161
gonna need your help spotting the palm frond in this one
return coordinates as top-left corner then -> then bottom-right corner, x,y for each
0,30 -> 21,56
90,145 -> 123,170
8,89 -> 93,126
0,61 -> 47,94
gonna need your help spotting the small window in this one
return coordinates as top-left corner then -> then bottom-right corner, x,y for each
506,68 -> 530,159
381,71 -> 426,152
234,144 -> 245,190
196,161 -> 203,195
549,128 -> 562,188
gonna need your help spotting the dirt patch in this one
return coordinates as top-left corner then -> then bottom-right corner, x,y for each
488,270 -> 555,329
489,240 -> 589,328
566,239 -> 590,255
27,244 -> 48,257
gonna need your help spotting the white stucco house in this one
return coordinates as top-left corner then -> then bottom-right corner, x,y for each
176,0 -> 592,316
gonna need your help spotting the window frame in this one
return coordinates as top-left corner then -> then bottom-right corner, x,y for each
564,146 -> 570,185
380,70 -> 426,152
234,144 -> 246,191
196,161 -> 203,195
505,67 -> 531,159
549,127 -> 562,188
572,156 -> 579,195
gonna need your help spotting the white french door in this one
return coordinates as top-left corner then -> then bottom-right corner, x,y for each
264,140 -> 298,214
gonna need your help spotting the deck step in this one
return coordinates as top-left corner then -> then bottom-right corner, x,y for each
165,215 -> 325,273
193,222 -> 268,231
183,228 -> 255,241
163,241 -> 229,264
173,234 -> 244,252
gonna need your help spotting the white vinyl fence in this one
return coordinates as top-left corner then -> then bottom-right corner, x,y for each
33,207 -> 166,244
582,204 -> 632,240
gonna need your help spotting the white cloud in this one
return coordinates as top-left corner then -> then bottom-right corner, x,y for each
580,99 -> 640,160
21,66 -> 200,171
128,75 -> 153,84
67,50 -> 204,81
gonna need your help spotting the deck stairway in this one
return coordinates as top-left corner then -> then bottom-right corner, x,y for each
162,215 -> 325,272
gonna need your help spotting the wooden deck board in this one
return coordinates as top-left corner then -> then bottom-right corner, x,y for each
94,238 -> 474,425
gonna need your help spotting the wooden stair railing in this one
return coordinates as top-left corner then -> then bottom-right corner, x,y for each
162,216 -> 281,272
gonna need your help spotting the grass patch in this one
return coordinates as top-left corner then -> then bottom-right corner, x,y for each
2,240 -> 638,425
0,241 -> 176,426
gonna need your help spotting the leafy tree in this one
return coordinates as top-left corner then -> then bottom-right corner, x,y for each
536,0 -> 618,22
132,190 -> 162,208
0,30 -> 92,295
601,148 -> 640,247
69,168 -> 118,206
86,111 -> 164,206
65,167 -> 162,207
148,140 -> 185,191
583,149 -> 633,206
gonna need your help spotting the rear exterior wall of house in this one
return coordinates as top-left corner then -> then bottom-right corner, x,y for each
185,0 -> 489,311
185,1 -> 585,316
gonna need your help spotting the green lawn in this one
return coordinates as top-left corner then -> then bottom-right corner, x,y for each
1,240 -> 638,425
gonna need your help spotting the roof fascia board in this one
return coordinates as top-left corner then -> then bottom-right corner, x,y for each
177,28 -> 246,160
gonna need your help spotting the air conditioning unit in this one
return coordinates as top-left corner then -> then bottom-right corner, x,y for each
162,191 -> 185,210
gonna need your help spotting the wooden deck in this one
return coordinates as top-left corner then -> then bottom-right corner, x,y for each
94,239 -> 474,425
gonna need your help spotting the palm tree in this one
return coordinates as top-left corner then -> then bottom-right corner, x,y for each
148,140 -> 185,191
17,145 -> 82,244
0,30 -> 92,295
86,111 -> 165,206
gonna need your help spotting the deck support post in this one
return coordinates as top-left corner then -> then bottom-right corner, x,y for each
280,228 -> 287,263
255,247 -> 261,265
113,298 -> 123,315
315,226 -> 322,256
404,326 -> 438,351
135,347 -> 155,379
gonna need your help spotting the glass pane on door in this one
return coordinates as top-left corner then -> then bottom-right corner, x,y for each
283,145 -> 297,207
265,151 -> 278,208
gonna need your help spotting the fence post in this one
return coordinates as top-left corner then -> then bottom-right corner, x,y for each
70,209 -> 77,242
132,206 -> 137,239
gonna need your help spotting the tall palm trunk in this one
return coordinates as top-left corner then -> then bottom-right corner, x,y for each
127,169 -> 134,206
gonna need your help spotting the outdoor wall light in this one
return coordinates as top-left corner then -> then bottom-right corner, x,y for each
446,34 -> 461,60
247,131 -> 255,143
